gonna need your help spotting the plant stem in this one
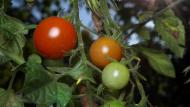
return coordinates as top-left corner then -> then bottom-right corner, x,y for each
133,73 -> 146,97
72,94 -> 86,99
118,90 -> 126,101
54,72 -> 69,80
87,61 -> 102,73
128,59 -> 147,105
81,23 -> 98,35
73,0 -> 87,63
126,80 -> 135,102
85,81 -> 95,107
8,64 -> 23,90
94,94 -> 105,103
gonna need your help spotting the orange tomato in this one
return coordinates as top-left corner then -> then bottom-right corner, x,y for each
89,37 -> 122,68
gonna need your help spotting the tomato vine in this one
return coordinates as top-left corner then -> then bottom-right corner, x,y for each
0,0 -> 187,107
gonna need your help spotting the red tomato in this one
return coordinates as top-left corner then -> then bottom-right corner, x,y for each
89,37 -> 122,68
33,17 -> 77,59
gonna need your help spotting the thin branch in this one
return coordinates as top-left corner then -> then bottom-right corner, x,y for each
73,0 -> 87,63
125,0 -> 185,39
8,64 -> 24,90
153,0 -> 185,18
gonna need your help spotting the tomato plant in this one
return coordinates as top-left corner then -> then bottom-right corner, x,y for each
0,0 -> 187,107
33,17 -> 77,59
89,37 -> 122,68
102,62 -> 130,90
103,100 -> 125,107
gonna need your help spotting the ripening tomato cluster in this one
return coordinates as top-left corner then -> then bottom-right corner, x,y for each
89,37 -> 130,90
33,17 -> 130,91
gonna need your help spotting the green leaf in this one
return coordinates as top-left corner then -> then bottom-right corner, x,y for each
0,13 -> 27,64
141,48 -> 175,78
47,60 -> 95,83
56,82 -> 72,107
0,34 -> 10,64
0,14 -> 27,49
23,55 -> 53,94
0,89 -> 24,107
155,9 -> 185,58
23,56 -> 72,106
0,47 -> 25,64
28,54 -> 42,64
24,82 -> 72,107
0,54 -> 10,64
135,94 -> 148,107
0,13 -> 28,36
68,60 -> 95,83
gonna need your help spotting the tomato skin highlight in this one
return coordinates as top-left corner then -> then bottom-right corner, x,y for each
33,17 -> 77,59
102,62 -> 130,90
89,37 -> 122,68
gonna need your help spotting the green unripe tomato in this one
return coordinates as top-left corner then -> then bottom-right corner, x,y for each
102,62 -> 130,90
103,100 -> 125,107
